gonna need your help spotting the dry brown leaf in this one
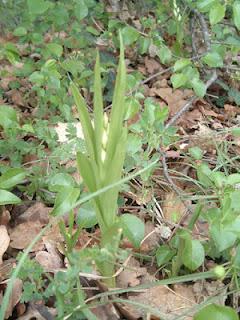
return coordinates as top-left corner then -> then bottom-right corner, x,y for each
117,257 -> 148,288
15,202 -> 50,226
0,225 -> 10,264
3,278 -> 23,319
35,240 -> 63,270
0,258 -> 15,282
140,221 -> 161,252
163,192 -> 186,223
127,284 -> 196,319
144,57 -> 161,74
9,221 -> 43,251
17,305 -> 57,320
0,209 -> 11,226
10,89 -> 25,106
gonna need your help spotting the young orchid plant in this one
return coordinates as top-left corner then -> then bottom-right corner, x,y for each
70,35 -> 144,286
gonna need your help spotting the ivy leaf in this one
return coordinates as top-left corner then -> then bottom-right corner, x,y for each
46,43 -> 63,58
201,52 -> 223,67
233,1 -> 240,30
158,46 -> 172,64
170,73 -> 188,88
210,224 -> 236,252
121,26 -> 139,46
192,78 -> 206,97
209,3 -> 226,25
197,0 -> 217,13
173,58 -> 191,72
0,190 -> 21,205
194,304 -> 238,320
120,214 -> 144,248
0,105 -> 18,130
27,0 -> 49,15
74,0 -> 88,20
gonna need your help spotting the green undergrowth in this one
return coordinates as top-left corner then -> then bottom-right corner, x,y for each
0,0 -> 240,319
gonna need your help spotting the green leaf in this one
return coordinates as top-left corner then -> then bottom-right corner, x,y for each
93,51 -> 104,167
27,0 -> 49,15
51,187 -> 80,217
226,173 -> 240,186
13,27 -> 27,37
0,168 -> 26,190
201,52 -> 223,67
0,189 -> 21,205
192,78 -> 206,97
194,304 -> 238,320
46,43 -> 63,58
210,224 -> 236,252
48,173 -> 76,192
182,237 -> 205,271
74,0 -> 88,20
76,202 -> 97,228
196,163 -> 213,187
120,214 -> 144,248
189,147 -> 203,160
29,71 -> 44,85
210,172 -> 226,188
158,46 -> 172,64
121,26 -> 139,46
70,82 -> 95,159
209,4 -> 226,25
233,1 -> 240,30
171,73 -> 188,89
156,245 -> 176,267
197,0 -> 217,12
173,58 -> 191,72
0,105 -> 18,130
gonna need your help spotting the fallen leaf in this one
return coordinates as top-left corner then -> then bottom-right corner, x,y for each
117,257 -> 148,288
15,202 -> 50,226
9,221 -> 43,251
35,241 -> 63,270
10,89 -> 25,107
0,258 -> 15,282
4,278 -> 23,319
127,284 -> 196,319
163,192 -> 186,224
144,57 -> 161,74
0,225 -> 10,264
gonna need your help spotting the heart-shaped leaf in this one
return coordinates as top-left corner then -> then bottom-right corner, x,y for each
120,214 -> 144,248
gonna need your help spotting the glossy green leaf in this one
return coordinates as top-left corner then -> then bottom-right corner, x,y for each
197,0 -> 217,12
201,52 -> 223,67
0,190 -> 21,205
0,105 -> 18,130
171,73 -> 188,88
182,237 -> 205,271
226,174 -> 240,186
189,147 -> 203,160
192,78 -> 206,97
48,173 -> 76,192
51,187 -> 80,217
76,202 -> 97,228
210,224 -> 236,252
46,43 -> 63,58
13,27 -> 27,37
156,245 -> 176,267
27,0 -> 49,15
158,46 -> 172,64
209,4 -> 226,25
233,1 -> 240,30
173,58 -> 191,72
121,26 -> 139,46
120,214 -> 145,248
194,304 -> 238,320
74,0 -> 88,20
0,168 -> 26,190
